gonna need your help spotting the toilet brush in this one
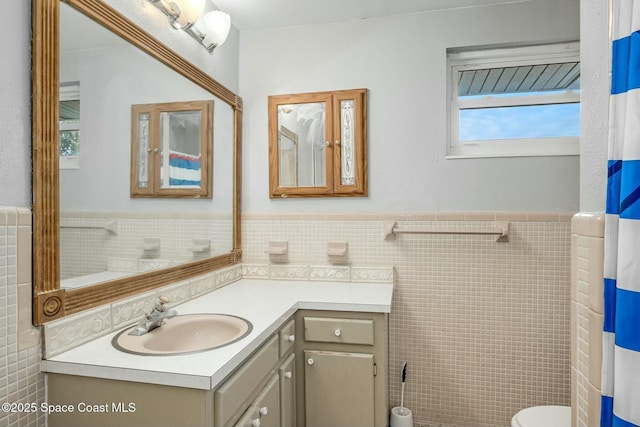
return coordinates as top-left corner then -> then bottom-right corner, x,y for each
390,362 -> 413,427
400,362 -> 407,414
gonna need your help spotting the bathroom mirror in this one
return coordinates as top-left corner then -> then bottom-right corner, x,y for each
268,89 -> 368,198
32,0 -> 242,324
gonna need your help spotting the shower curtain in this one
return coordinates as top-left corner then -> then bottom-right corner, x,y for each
602,1 -> 640,426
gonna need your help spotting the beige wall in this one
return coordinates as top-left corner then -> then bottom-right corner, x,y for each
243,212 -> 573,427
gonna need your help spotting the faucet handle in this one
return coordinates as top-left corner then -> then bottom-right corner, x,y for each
155,295 -> 170,312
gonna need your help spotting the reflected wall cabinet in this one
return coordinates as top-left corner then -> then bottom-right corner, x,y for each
131,100 -> 213,198
268,89 -> 367,198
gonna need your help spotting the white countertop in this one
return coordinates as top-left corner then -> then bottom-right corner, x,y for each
41,278 -> 393,390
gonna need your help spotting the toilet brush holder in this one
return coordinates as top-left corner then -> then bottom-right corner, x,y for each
390,406 -> 413,427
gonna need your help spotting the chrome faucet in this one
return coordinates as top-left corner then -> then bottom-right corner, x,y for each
128,296 -> 178,336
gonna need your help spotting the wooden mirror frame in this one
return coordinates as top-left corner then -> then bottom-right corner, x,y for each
32,0 -> 243,325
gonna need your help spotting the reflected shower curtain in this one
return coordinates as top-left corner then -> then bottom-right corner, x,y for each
602,1 -> 640,426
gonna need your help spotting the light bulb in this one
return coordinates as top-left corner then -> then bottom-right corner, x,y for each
201,10 -> 231,49
173,0 -> 205,28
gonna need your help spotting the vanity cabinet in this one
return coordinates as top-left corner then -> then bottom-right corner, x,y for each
295,310 -> 389,427
46,310 -> 388,427
215,335 -> 279,426
47,319 -> 296,427
215,319 -> 296,427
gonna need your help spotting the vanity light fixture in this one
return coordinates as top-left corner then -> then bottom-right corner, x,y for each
148,0 -> 231,52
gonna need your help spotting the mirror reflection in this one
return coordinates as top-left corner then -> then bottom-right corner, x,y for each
59,3 -> 234,289
131,100 -> 213,197
277,102 -> 327,187
159,109 -> 205,189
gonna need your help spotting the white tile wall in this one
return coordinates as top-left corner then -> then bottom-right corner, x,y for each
59,211 -> 232,279
571,213 -> 605,427
0,207 -> 45,427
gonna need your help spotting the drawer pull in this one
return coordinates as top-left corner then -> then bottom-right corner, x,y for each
259,406 -> 268,416
334,329 -> 342,337
284,371 -> 292,379
286,334 -> 295,342
307,358 -> 314,365
252,419 -> 261,427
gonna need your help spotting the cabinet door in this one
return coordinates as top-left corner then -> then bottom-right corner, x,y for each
234,406 -> 259,427
279,354 -> 296,427
304,351 -> 375,427
234,374 -> 280,427
332,89 -> 366,195
256,374 -> 281,427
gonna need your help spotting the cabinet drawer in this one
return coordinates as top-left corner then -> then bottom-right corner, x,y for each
278,319 -> 296,357
215,335 -> 279,427
304,317 -> 374,345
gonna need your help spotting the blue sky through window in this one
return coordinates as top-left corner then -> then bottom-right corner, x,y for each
459,103 -> 580,141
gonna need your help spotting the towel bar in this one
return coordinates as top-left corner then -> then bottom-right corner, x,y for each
60,220 -> 118,235
384,221 -> 509,242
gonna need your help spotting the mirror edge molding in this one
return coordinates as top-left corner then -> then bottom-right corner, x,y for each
32,0 -> 243,325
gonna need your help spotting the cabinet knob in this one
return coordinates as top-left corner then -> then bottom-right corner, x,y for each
335,140 -> 341,146
252,419 -> 261,427
286,334 -> 295,342
334,328 -> 342,337
307,358 -> 314,365
259,406 -> 268,416
284,371 -> 292,379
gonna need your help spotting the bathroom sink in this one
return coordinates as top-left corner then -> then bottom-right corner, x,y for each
112,314 -> 253,356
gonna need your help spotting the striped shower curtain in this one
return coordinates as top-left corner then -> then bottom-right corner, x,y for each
602,1 -> 640,426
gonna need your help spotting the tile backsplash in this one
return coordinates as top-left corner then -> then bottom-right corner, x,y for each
0,207 -> 45,427
43,264 -> 242,358
8,207 -> 572,427
242,211 -> 573,427
59,211 -> 232,280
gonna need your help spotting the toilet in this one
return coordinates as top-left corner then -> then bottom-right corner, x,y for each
511,405 -> 571,427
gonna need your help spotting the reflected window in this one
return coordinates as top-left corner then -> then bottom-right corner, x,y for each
59,82 -> 80,169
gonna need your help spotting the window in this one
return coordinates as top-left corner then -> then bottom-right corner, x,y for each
59,82 -> 80,169
447,42 -> 580,158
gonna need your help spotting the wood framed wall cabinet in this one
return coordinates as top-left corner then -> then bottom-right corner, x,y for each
131,100 -> 213,198
268,89 -> 367,198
